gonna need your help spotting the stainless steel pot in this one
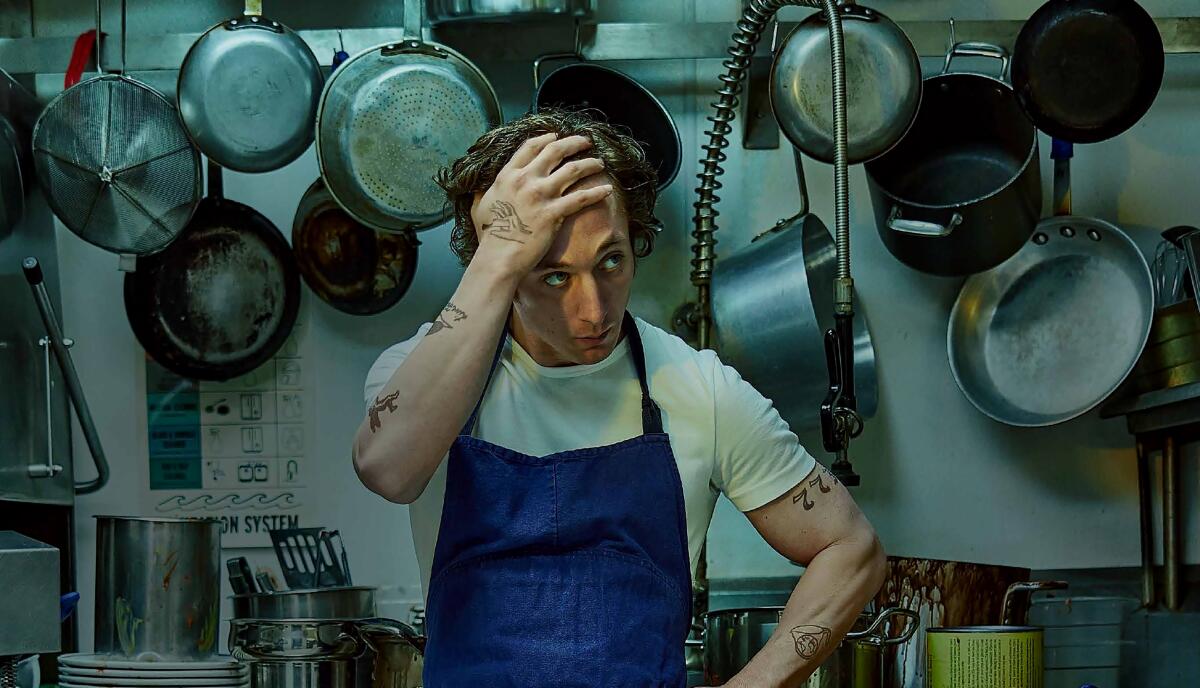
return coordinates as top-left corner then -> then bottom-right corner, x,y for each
771,0 -> 921,164
358,619 -> 425,688
864,42 -> 1041,276
712,155 -> 877,427
232,586 -> 378,621
702,607 -> 918,687
94,516 -> 221,660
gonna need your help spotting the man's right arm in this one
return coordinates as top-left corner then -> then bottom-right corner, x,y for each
351,132 -> 612,503
353,259 -> 518,503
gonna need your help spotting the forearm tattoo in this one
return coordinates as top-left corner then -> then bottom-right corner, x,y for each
482,200 -> 532,243
792,465 -> 840,511
368,391 -> 400,433
428,302 -> 468,336
789,625 -> 832,660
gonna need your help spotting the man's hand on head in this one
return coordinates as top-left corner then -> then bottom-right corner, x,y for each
470,133 -> 613,281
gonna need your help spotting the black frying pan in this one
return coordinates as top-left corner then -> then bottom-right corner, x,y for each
125,161 -> 300,381
534,60 -> 681,192
292,178 -> 419,316
1012,0 -> 1163,143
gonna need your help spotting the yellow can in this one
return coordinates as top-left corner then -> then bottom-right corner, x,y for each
926,625 -> 1042,688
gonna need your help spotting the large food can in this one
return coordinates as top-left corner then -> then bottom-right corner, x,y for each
926,626 -> 1042,688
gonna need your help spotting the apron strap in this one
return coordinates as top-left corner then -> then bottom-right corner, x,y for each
459,312 -> 664,437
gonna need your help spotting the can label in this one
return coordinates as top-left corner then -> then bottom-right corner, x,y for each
926,631 -> 1042,688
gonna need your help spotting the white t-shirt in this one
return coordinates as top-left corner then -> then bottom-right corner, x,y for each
363,316 -> 816,598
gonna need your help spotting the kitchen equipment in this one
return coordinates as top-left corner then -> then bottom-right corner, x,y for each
534,57 -> 682,192
228,557 -> 258,595
58,653 -> 248,686
177,0 -> 323,173
315,0 -> 501,233
22,257 -> 110,494
874,557 -> 1033,688
864,39 -> 1041,276
32,0 -> 201,256
771,0 -> 920,164
269,528 -> 351,589
232,586 -> 377,620
926,625 -> 1042,688
1167,225 -> 1200,311
94,516 -> 221,660
1128,299 -> 1200,393
702,606 -> 918,687
123,161 -> 301,381
357,620 -> 424,688
1153,237 -> 1186,307
712,152 -> 877,429
428,0 -> 591,23
1029,595 -> 1137,687
1012,0 -> 1163,144
947,139 -> 1154,427
0,115 -> 24,238
0,532 -> 60,657
292,178 -> 419,315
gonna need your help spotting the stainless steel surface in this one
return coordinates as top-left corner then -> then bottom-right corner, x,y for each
0,67 -> 75,506
1154,239 -> 1187,307
948,216 -> 1154,426
1164,436 -> 1181,610
244,658 -> 355,688
703,607 -> 918,687
357,619 -> 424,688
0,115 -> 23,238
1136,440 -> 1155,607
94,516 -> 222,660
771,2 -> 920,165
712,210 -> 877,428
428,0 -> 590,23
230,619 -> 362,661
177,4 -> 323,172
315,37 -> 501,233
0,531 -> 60,656
232,586 -> 378,621
22,257 -> 109,494
1175,227 -> 1200,311
999,580 -> 1068,626
864,41 -> 1041,276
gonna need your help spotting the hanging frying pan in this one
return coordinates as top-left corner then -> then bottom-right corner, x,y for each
534,57 -> 681,192
177,0 -> 323,172
124,161 -> 300,381
292,178 -> 420,315
1012,0 -> 1163,143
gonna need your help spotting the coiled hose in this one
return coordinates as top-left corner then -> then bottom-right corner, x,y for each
690,0 -> 850,348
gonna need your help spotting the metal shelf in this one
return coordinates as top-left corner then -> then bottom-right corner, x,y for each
1,17 -> 1198,85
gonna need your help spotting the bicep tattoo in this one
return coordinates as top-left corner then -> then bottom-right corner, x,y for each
789,625 -> 832,660
791,465 -> 840,511
427,302 -> 468,336
481,200 -> 533,243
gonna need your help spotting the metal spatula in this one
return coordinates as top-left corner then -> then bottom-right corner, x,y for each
268,528 -> 351,589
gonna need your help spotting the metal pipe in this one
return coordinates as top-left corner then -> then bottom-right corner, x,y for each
22,257 -> 110,494
1163,435 -> 1182,610
1136,439 -> 1156,608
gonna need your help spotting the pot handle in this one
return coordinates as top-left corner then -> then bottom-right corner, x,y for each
845,607 -> 920,647
887,206 -> 963,237
941,40 -> 1009,80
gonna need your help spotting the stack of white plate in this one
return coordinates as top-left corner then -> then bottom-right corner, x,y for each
57,654 -> 249,688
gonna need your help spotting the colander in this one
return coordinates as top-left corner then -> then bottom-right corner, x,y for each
315,0 -> 501,233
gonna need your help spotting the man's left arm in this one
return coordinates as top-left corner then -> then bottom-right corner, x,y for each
715,463 -> 886,688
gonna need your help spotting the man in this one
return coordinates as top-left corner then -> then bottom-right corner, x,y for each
354,109 -> 885,687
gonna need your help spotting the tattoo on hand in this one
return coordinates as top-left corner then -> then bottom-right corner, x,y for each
789,625 -> 832,660
428,302 -> 468,336
482,200 -> 532,244
368,391 -> 400,433
791,465 -> 839,511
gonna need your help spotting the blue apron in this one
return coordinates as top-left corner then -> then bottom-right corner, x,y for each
423,312 -> 692,687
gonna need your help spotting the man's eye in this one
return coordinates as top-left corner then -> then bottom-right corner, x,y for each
602,254 -> 624,270
543,272 -> 568,287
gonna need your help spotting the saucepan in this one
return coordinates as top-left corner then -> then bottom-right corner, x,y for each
701,606 -> 919,687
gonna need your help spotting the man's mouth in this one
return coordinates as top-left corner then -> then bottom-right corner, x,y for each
576,326 -> 613,345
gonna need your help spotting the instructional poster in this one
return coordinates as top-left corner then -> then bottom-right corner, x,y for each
144,318 -> 312,547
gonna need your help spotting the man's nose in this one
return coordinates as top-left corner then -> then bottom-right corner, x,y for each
574,276 -> 608,327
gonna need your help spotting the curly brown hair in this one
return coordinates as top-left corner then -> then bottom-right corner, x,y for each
436,108 -> 661,267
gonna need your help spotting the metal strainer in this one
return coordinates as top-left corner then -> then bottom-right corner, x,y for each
315,0 -> 501,232
32,0 -> 200,255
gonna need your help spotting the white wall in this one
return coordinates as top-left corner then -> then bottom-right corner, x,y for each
46,0 -> 1200,650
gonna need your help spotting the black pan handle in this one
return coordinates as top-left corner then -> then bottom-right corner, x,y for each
22,256 -> 111,494
207,159 -> 223,201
